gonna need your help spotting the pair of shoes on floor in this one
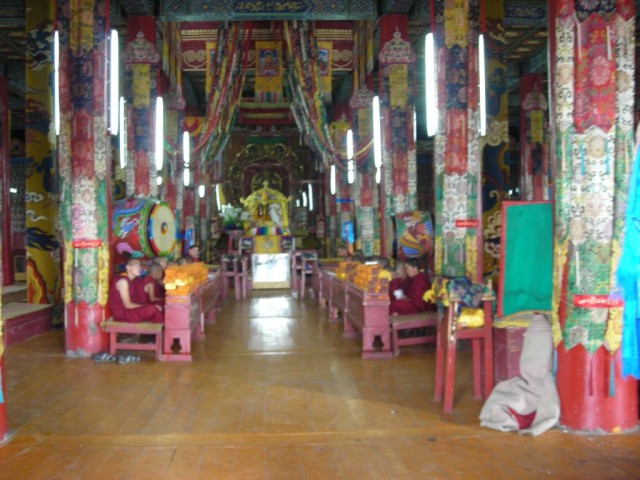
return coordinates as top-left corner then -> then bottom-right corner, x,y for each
92,352 -> 116,363
116,353 -> 141,364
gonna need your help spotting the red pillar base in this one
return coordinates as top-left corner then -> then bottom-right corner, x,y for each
64,303 -> 109,357
556,343 -> 638,433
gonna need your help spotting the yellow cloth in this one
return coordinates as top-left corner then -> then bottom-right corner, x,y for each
254,235 -> 281,254
457,308 -> 484,328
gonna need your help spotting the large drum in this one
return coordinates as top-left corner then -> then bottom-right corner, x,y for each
112,198 -> 176,258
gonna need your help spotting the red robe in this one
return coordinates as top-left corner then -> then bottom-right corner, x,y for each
108,274 -> 164,324
141,276 -> 165,306
389,273 -> 430,315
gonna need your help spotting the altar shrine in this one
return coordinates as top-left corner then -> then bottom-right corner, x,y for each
238,181 -> 294,289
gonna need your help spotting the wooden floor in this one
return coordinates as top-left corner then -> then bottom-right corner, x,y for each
1,289 -> 639,479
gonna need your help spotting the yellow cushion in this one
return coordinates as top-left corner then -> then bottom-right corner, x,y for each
456,308 -> 484,328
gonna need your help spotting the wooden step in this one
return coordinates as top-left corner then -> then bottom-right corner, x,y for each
2,302 -> 54,347
2,283 -> 27,304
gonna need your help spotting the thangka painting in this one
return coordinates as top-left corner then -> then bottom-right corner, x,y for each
395,211 -> 434,260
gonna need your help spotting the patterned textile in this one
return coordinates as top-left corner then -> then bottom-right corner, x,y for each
57,0 -> 110,309
194,22 -> 252,163
551,0 -> 634,354
574,14 -> 615,133
284,21 -> 340,167
378,24 -> 417,255
424,275 -> 487,310
433,0 -> 481,280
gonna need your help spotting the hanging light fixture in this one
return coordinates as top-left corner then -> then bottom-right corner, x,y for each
183,130 -> 190,186
155,97 -> 164,170
198,184 -> 205,198
372,96 -> 382,168
302,190 -> 308,208
118,96 -> 127,168
308,183 -> 313,211
330,164 -> 336,195
53,30 -> 60,136
109,29 -> 119,135
215,184 -> 222,210
156,175 -> 162,186
183,131 -> 190,166
347,129 -> 354,185
478,33 -> 487,136
375,167 -> 381,184
425,32 -> 438,137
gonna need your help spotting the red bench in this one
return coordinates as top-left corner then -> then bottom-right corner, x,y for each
390,311 -> 438,356
100,320 -> 163,359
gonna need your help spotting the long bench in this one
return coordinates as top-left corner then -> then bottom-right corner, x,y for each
100,320 -> 163,359
389,311 -> 438,355
161,271 -> 223,361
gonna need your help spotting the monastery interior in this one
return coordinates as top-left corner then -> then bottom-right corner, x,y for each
0,0 -> 639,478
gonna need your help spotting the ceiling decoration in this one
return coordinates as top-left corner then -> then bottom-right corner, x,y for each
0,0 -> 553,130
158,0 -> 377,21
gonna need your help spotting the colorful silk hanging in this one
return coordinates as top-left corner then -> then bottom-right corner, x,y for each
317,41 -> 332,103
433,0 -> 481,280
551,0 -> 635,355
520,74 -> 549,201
255,41 -> 283,102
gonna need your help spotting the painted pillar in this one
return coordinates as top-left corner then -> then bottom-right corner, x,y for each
0,76 -> 11,287
350,87 -> 376,257
57,0 -> 110,356
25,0 -> 60,307
0,76 -> 7,442
551,0 -> 637,431
378,14 -> 417,258
433,0 -> 482,280
330,115 -> 353,252
481,1 -> 509,283
123,16 -> 159,198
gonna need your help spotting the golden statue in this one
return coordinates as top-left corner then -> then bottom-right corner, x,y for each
240,181 -> 290,234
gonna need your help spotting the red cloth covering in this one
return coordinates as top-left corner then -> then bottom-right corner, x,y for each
389,273 -> 429,315
108,273 -> 164,324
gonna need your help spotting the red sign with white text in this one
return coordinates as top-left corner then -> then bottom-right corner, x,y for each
455,219 -> 479,228
573,295 -> 623,308
72,239 -> 102,249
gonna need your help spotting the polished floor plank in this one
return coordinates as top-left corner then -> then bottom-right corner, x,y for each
1,289 -> 638,479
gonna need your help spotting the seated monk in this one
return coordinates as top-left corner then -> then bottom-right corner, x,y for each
388,261 -> 408,303
137,262 -> 165,307
389,257 -> 430,315
108,258 -> 164,324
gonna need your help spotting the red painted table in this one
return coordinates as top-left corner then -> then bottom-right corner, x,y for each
160,271 -> 222,361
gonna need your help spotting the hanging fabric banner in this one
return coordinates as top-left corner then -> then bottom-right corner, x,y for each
520,73 -> 549,201
255,41 -> 283,102
205,41 -> 216,98
317,41 -> 332,103
551,0 -> 634,356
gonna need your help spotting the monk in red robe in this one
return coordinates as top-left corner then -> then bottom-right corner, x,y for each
389,257 -> 430,315
108,258 -> 164,323
142,262 -> 165,306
